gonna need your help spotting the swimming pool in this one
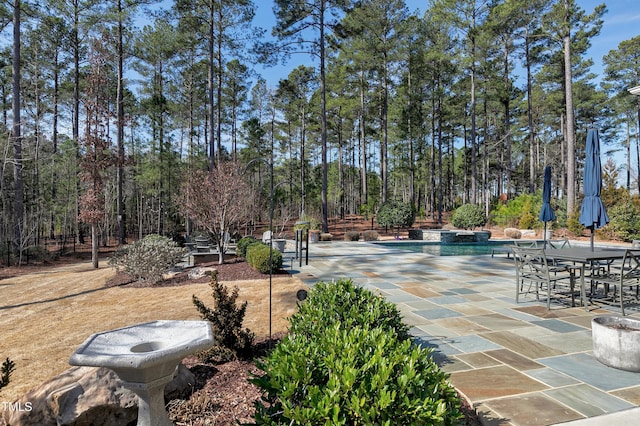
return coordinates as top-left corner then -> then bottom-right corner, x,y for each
373,240 -> 517,256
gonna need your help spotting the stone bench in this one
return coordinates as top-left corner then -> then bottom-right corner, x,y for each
188,252 -> 235,266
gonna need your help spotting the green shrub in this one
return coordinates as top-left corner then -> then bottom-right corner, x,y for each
253,326 -> 460,425
359,202 -> 375,220
1,357 -> 15,392
567,210 -> 584,237
252,279 -> 461,425
608,200 -> 640,241
518,210 -> 538,229
377,201 -> 416,234
289,279 -> 409,340
293,215 -> 320,237
192,272 -> 254,362
25,245 -> 53,262
362,229 -> 379,241
246,243 -> 283,273
344,231 -> 360,241
236,236 -> 259,258
451,204 -> 486,230
489,193 -> 542,228
108,234 -> 187,284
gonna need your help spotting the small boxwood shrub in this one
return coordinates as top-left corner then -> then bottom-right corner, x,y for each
451,203 -> 486,230
236,236 -> 259,258
246,242 -> 283,273
108,234 -> 187,284
344,231 -> 360,241
362,229 -> 379,241
252,279 -> 461,425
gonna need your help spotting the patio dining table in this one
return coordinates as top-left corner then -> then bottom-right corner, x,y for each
544,247 -> 627,310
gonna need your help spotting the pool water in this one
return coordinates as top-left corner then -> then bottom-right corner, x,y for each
374,241 -> 515,256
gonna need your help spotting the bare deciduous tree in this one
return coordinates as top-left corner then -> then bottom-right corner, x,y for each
78,44 -> 114,269
178,161 -> 256,264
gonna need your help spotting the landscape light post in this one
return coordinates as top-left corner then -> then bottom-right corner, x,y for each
628,86 -> 640,193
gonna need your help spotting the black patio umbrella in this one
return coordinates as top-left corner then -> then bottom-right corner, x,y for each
539,165 -> 556,248
579,128 -> 609,250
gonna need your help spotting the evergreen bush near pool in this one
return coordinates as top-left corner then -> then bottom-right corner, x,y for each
344,231 -> 360,241
246,243 -> 282,273
608,200 -> 640,242
252,279 -> 462,425
376,200 -> 416,231
363,229 -> 379,241
451,203 -> 486,230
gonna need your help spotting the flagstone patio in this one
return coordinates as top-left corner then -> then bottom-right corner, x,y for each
290,240 -> 640,426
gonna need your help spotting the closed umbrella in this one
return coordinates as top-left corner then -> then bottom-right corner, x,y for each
539,165 -> 556,248
579,128 -> 609,250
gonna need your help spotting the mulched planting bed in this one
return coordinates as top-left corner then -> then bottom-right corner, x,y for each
105,257 -> 290,288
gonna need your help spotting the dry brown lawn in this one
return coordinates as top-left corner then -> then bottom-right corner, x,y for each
0,261 -> 307,403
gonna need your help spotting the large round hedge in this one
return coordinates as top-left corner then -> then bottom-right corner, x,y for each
376,201 -> 415,230
451,204 -> 486,230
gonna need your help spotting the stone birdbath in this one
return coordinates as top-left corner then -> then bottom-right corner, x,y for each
69,320 -> 214,426
592,316 -> 640,372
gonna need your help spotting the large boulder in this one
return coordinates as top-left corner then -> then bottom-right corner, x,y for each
2,364 -> 195,426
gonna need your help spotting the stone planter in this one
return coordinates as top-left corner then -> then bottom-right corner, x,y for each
272,239 -> 286,252
592,316 -> 640,372
309,230 -> 320,243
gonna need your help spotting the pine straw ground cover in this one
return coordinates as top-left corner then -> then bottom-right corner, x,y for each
1,255 -> 480,425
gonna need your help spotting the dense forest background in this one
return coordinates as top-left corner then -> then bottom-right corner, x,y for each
1,0 -> 639,260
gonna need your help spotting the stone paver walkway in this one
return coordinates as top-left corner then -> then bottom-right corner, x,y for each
289,240 -> 640,426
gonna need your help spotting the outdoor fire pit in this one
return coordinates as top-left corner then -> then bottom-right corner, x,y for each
592,316 -> 640,372
69,320 -> 214,426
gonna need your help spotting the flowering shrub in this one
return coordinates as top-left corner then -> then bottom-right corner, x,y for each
108,234 -> 187,284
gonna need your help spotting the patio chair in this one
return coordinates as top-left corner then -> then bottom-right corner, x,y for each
514,240 -> 538,248
546,238 -> 570,249
586,249 -> 640,315
512,246 -> 577,310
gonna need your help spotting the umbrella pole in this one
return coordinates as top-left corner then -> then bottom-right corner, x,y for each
543,222 -> 547,249
590,227 -> 594,251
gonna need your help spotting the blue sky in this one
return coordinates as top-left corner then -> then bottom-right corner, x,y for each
252,0 -> 640,88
